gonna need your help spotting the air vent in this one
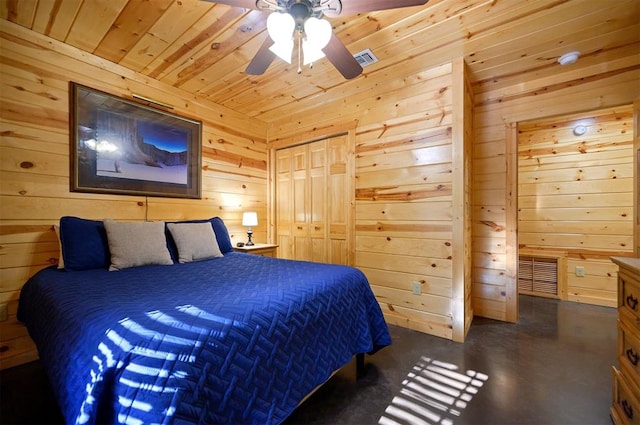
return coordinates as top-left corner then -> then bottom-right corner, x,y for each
519,255 -> 558,298
353,48 -> 379,67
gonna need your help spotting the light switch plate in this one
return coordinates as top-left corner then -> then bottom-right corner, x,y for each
575,266 -> 585,277
412,282 -> 422,295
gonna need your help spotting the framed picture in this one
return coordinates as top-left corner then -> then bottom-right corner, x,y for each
70,83 -> 202,199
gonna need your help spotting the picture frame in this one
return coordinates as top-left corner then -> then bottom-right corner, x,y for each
70,82 -> 202,199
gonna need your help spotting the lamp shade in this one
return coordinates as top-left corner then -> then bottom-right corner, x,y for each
242,211 -> 258,227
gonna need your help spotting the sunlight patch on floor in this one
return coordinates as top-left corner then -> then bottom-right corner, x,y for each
378,356 -> 488,425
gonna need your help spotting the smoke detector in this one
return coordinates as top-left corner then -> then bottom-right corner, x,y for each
558,51 -> 581,66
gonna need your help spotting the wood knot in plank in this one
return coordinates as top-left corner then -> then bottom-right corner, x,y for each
480,221 -> 504,232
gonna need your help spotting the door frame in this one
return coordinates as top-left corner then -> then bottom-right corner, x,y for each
505,101 -> 640,321
505,123 -> 519,323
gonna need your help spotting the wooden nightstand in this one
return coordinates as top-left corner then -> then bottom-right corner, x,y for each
233,243 -> 278,257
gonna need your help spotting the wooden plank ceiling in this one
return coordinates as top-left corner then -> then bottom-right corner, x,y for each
1,0 -> 639,123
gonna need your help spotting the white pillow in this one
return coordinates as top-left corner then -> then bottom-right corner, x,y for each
167,222 -> 223,263
103,219 -> 173,271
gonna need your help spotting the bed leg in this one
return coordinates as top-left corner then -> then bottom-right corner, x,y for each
356,353 -> 365,379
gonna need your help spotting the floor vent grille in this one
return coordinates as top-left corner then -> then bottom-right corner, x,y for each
518,255 -> 558,297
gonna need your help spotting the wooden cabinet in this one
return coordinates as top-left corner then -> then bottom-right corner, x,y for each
274,135 -> 353,265
611,257 -> 640,424
233,243 -> 278,257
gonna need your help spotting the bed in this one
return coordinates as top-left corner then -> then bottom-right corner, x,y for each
18,216 -> 391,425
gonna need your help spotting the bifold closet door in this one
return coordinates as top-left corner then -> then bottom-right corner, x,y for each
309,141 -> 327,263
275,135 -> 350,265
275,147 -> 293,260
326,136 -> 349,265
292,144 -> 310,261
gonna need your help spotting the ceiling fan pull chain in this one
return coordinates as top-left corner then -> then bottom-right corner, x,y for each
297,30 -> 303,74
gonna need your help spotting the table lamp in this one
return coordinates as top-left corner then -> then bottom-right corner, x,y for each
242,211 -> 258,246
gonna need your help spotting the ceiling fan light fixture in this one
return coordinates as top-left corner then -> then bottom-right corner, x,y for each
270,40 -> 294,63
302,17 -> 332,65
267,12 -> 296,63
302,43 -> 325,65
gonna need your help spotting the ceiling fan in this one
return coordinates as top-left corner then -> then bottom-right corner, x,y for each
203,0 -> 429,79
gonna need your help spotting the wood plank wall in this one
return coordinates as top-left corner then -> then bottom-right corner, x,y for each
269,60 -> 471,342
0,20 -> 268,369
472,55 -> 640,320
517,106 -> 634,307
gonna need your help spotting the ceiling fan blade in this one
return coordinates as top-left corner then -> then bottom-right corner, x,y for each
322,33 -> 363,79
325,0 -> 429,16
246,37 -> 276,75
200,0 -> 259,9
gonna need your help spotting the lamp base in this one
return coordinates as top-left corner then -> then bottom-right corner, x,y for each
246,229 -> 254,246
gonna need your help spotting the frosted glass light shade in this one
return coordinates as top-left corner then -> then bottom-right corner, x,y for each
267,12 -> 295,63
303,17 -> 332,65
270,40 -> 294,63
242,212 -> 258,227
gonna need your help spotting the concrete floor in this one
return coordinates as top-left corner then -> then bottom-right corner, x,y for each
1,295 -> 617,424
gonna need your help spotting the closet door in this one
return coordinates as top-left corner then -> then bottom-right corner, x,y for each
275,134 -> 352,265
327,135 -> 349,265
275,148 -> 293,259
292,144 -> 310,261
309,141 -> 327,263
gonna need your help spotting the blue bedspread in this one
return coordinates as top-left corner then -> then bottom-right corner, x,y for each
18,253 -> 391,424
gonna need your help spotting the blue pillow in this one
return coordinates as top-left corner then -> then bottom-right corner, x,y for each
211,217 -> 233,254
165,217 -> 233,262
59,216 -> 110,271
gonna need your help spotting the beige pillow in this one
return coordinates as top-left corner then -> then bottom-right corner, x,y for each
167,222 -> 223,263
103,219 -> 173,271
54,224 -> 64,269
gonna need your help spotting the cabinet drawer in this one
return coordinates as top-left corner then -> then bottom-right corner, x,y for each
619,319 -> 640,394
612,367 -> 640,425
620,270 -> 640,325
